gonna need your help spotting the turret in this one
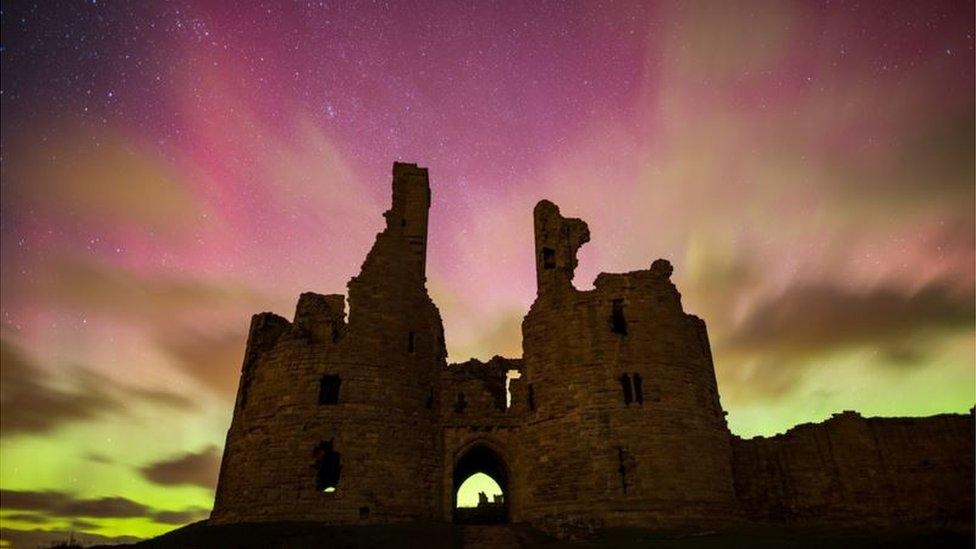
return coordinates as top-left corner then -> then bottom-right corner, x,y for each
533,200 -> 589,296
390,162 -> 431,279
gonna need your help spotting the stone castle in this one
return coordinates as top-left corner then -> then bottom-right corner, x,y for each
211,162 -> 973,532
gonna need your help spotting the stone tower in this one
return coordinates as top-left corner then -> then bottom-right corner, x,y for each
211,162 -> 446,524
513,200 -> 739,528
211,162 -> 972,534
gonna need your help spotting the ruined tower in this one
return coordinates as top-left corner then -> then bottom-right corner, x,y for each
514,200 -> 739,528
211,162 -> 972,534
211,162 -> 446,524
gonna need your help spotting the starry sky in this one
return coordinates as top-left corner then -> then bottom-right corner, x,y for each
0,0 -> 973,545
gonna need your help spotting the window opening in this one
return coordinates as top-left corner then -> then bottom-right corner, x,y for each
455,392 -> 467,413
542,247 -> 556,269
453,446 -> 508,524
619,374 -> 633,405
611,299 -> 628,335
408,331 -> 415,353
504,369 -> 521,409
319,375 -> 341,405
633,373 -> 644,404
314,439 -> 341,492
617,447 -> 635,494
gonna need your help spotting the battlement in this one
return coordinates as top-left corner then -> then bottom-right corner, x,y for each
441,356 -> 522,416
533,200 -> 590,296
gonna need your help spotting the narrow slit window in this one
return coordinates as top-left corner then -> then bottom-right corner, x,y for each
617,447 -> 629,494
619,374 -> 633,405
527,384 -> 536,411
314,439 -> 341,492
408,331 -> 415,353
542,247 -> 556,269
611,299 -> 628,335
633,373 -> 644,405
455,392 -> 467,413
426,389 -> 434,410
319,375 -> 341,405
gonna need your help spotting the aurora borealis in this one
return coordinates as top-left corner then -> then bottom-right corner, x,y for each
1,0 -> 973,545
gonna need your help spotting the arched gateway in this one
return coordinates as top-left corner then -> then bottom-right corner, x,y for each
452,444 -> 509,524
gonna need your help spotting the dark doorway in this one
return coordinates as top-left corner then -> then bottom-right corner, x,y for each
453,445 -> 508,524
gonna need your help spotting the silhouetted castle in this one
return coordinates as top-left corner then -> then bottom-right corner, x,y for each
211,163 -> 973,533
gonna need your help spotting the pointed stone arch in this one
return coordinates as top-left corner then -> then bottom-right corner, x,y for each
451,440 -> 510,524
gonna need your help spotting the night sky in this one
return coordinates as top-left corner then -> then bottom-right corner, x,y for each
1,0 -> 974,545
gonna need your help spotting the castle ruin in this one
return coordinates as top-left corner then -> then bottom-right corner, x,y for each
211,162 -> 973,532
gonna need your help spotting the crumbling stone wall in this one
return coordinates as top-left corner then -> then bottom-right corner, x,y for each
212,163 -> 446,524
211,162 -> 973,533
439,356 -> 522,522
514,201 -> 739,530
732,410 -> 975,527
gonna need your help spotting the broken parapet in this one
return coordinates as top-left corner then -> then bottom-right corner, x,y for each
520,200 -> 739,529
213,162 -> 446,526
390,162 -> 431,278
294,292 -> 346,343
533,200 -> 590,296
444,356 -> 522,413
353,162 -> 431,289
235,312 -> 290,410
240,312 -> 291,378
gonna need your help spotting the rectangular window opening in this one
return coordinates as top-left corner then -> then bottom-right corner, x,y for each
505,369 -> 521,409
611,299 -> 628,335
408,331 -> 415,353
542,247 -> 556,269
617,447 -> 632,495
319,375 -> 341,405
527,384 -> 536,411
619,374 -> 633,405
633,373 -> 644,405
314,439 -> 341,492
454,392 -> 467,414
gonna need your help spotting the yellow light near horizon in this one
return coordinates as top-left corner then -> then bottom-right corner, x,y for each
455,473 -> 503,508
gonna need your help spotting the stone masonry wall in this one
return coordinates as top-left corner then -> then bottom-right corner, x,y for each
212,163 -> 446,524
732,410 -> 975,527
211,162 -> 973,533
439,356 -> 523,521
515,201 -> 739,530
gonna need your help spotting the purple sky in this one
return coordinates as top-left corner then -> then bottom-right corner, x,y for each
0,0 -> 973,544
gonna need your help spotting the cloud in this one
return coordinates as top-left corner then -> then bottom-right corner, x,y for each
22,256 -> 264,398
149,507 -> 210,525
0,488 -> 209,528
139,446 -> 222,490
0,527 -> 142,548
716,279 -> 975,401
0,338 -> 196,438
159,330 -> 248,397
0,490 -> 148,518
1,513 -> 49,524
726,279 -> 974,356
0,340 -> 123,436
35,257 -> 264,328
84,453 -> 115,464
2,121 -> 204,235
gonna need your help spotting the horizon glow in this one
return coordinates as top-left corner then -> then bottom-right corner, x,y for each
1,0 -> 973,544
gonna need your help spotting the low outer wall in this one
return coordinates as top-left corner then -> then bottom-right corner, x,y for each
732,410 -> 974,527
